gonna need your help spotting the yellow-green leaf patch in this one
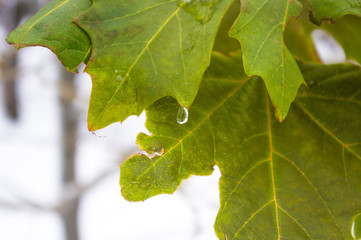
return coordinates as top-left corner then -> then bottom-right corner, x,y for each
229,0 -> 304,122
6,0 -> 92,72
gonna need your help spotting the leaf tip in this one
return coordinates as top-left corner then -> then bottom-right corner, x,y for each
87,115 -> 102,132
275,115 -> 285,123
87,123 -> 96,132
273,106 -> 286,123
5,35 -> 21,50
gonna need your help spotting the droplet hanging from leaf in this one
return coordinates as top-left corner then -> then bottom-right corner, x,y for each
353,214 -> 361,240
177,106 -> 188,124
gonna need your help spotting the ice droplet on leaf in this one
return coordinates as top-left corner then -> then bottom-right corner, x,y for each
177,106 -> 188,124
178,0 -> 218,24
140,147 -> 164,159
91,131 -> 106,138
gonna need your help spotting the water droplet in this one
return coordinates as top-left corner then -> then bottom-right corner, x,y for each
140,147 -> 164,159
91,131 -> 106,138
352,214 -> 361,240
116,75 -> 123,82
178,0 -> 218,24
177,106 -> 188,124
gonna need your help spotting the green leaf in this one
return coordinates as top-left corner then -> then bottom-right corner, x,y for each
323,15 -> 361,64
121,51 -> 361,238
306,0 -> 361,25
229,0 -> 305,122
119,97 -> 216,201
6,0 -> 92,73
119,51 -> 246,200
215,59 -> 361,239
75,0 -> 232,130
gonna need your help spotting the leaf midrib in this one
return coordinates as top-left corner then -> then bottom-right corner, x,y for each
267,93 -> 281,240
229,88 -> 348,240
295,100 -> 361,161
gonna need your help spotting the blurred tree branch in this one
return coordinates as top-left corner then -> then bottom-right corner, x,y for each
0,0 -> 38,120
0,167 -> 118,212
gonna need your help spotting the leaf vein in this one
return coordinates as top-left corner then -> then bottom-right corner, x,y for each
274,151 -> 346,238
249,22 -> 283,72
176,12 -> 187,90
296,101 -> 361,161
231,200 -> 274,240
221,159 -> 270,215
84,0 -> 176,23
266,92 -> 280,240
277,206 -> 313,240
297,94 -> 361,105
18,0 -> 71,42
123,77 -> 250,192
91,7 -> 181,127
240,0 -> 268,29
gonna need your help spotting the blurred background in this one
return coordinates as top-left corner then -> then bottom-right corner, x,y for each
0,1 -> 348,240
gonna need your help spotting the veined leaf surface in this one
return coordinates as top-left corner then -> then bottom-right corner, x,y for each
119,52 -> 247,200
75,0 -> 233,130
121,52 -> 361,239
7,0 -> 361,129
229,0 -> 305,122
6,0 -> 92,72
215,59 -> 361,240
